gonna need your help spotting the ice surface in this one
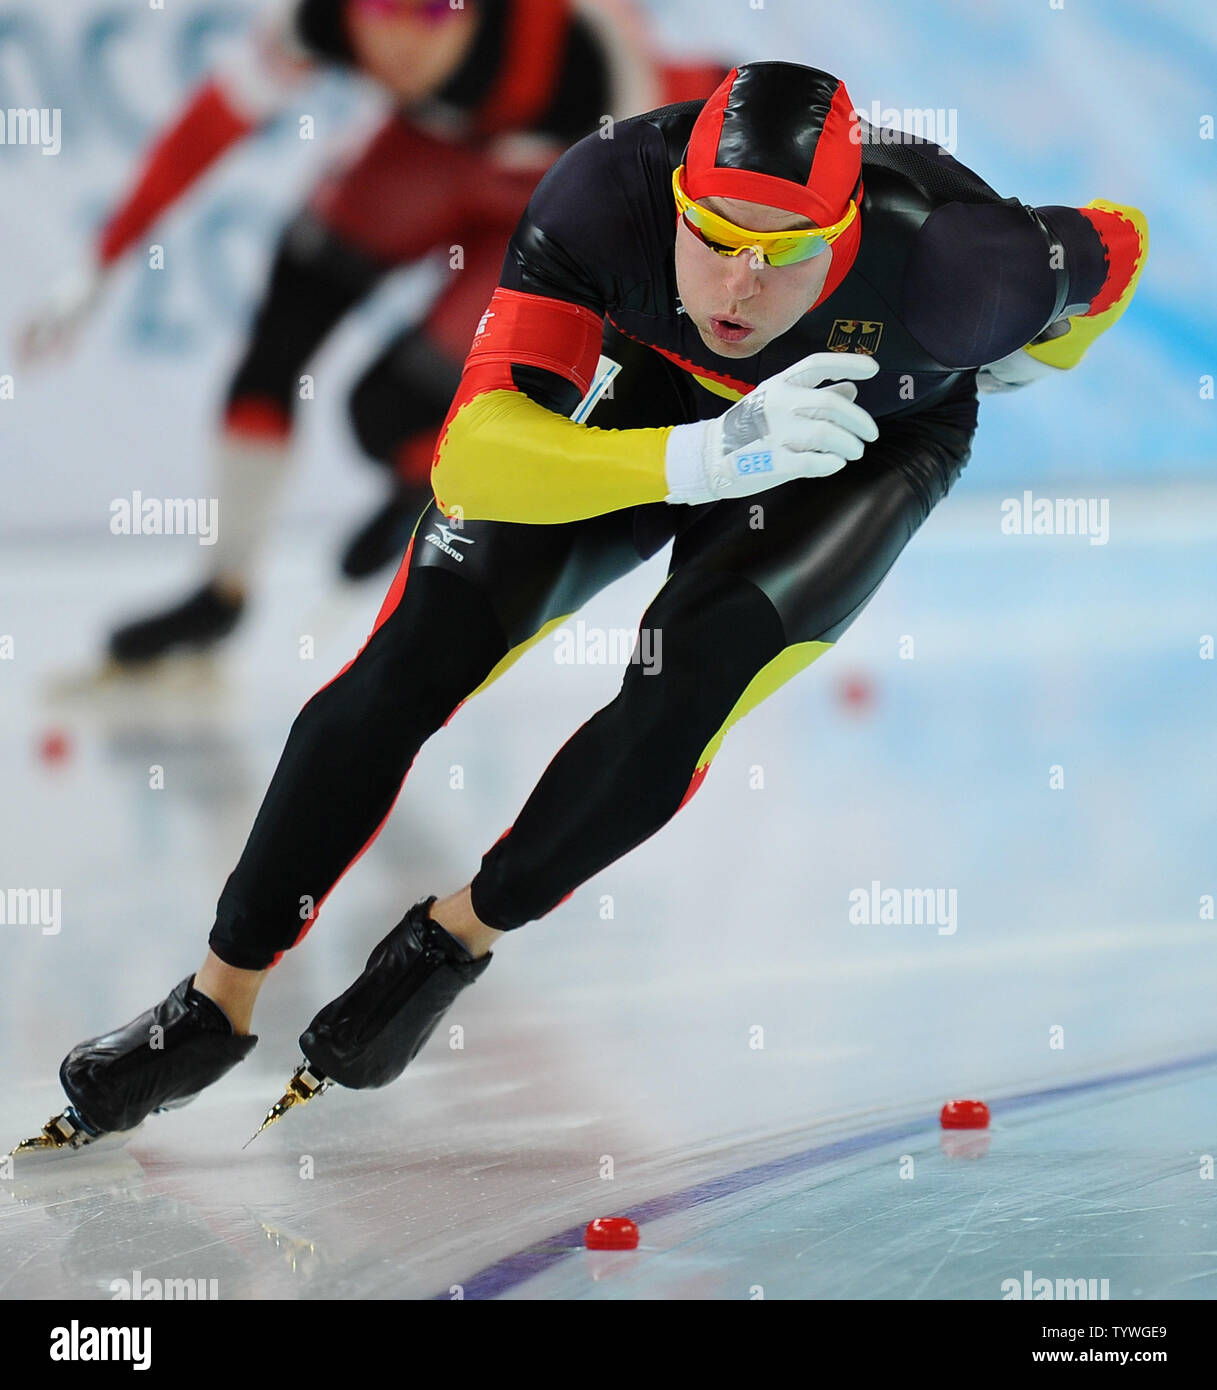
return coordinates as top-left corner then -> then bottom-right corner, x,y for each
2,492 -> 1214,1299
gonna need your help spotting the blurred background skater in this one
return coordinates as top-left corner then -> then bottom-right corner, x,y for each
16,0 -> 726,677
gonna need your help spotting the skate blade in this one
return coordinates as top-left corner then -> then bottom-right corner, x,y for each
260,1222 -> 321,1275
43,652 -> 226,705
243,1063 -> 330,1148
4,1110 -> 138,1168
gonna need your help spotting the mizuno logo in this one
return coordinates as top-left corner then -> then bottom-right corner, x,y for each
424,524 -> 475,562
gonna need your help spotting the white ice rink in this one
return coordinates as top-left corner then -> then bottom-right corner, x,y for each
2,486 -> 1215,1300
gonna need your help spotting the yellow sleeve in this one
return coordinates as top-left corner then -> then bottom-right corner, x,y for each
431,389 -> 673,525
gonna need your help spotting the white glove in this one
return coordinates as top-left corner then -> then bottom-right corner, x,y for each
16,263 -> 109,365
664,352 -> 880,504
977,343 -> 1064,394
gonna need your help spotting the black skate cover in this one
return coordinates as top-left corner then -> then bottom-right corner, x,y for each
300,898 -> 491,1089
109,582 -> 243,665
60,977 -> 257,1135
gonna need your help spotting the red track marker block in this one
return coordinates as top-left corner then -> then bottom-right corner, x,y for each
940,1099 -> 990,1130
838,673 -> 875,713
585,1217 -> 639,1250
37,729 -> 72,765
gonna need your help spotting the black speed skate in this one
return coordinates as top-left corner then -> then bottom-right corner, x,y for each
108,582 -> 244,667
6,977 -> 257,1163
247,898 -> 490,1142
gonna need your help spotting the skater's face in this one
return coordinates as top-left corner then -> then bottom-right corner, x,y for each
348,0 -> 476,102
674,196 -> 833,360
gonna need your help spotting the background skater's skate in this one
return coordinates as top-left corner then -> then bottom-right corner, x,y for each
107,582 -> 245,669
6,977 -> 256,1166
41,582 -> 241,705
247,898 -> 490,1142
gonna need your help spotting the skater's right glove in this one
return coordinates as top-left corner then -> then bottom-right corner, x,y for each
663,351 -> 880,505
16,263 -> 109,365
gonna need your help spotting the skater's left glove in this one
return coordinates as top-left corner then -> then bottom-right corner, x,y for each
16,263 -> 109,365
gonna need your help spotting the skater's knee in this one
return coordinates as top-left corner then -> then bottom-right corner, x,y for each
224,364 -> 300,432
295,659 -> 412,744
347,366 -> 401,465
298,573 -> 508,735
348,335 -> 461,466
616,574 -> 785,729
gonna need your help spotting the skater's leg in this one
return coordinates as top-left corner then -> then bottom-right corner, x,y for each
205,501 -> 647,980
39,329 -> 699,1143
431,578 -> 808,946
107,211 -> 388,665
192,952 -> 266,1036
430,885 -> 501,959
347,327 -> 461,479
339,327 -> 462,577
339,200 -> 540,578
462,567 -> 793,930
26,506 -> 647,1147
209,210 -> 389,594
222,326 -> 702,984
459,377 -> 980,932
107,111 -> 466,660
211,110 -> 502,591
345,222 -> 517,477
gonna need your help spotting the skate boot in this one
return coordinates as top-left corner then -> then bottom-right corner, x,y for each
247,898 -> 490,1141
108,582 -> 245,668
6,977 -> 257,1163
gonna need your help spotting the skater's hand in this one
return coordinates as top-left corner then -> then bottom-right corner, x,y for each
977,342 -> 1063,394
663,352 -> 880,505
15,264 -> 108,365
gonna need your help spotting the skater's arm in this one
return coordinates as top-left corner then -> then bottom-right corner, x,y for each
431,386 -> 673,526
904,198 -> 1147,391
17,11 -> 315,365
430,287 -> 671,524
1006,200 -> 1149,377
96,14 -> 314,267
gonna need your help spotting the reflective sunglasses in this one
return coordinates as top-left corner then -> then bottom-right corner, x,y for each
672,164 -> 857,267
